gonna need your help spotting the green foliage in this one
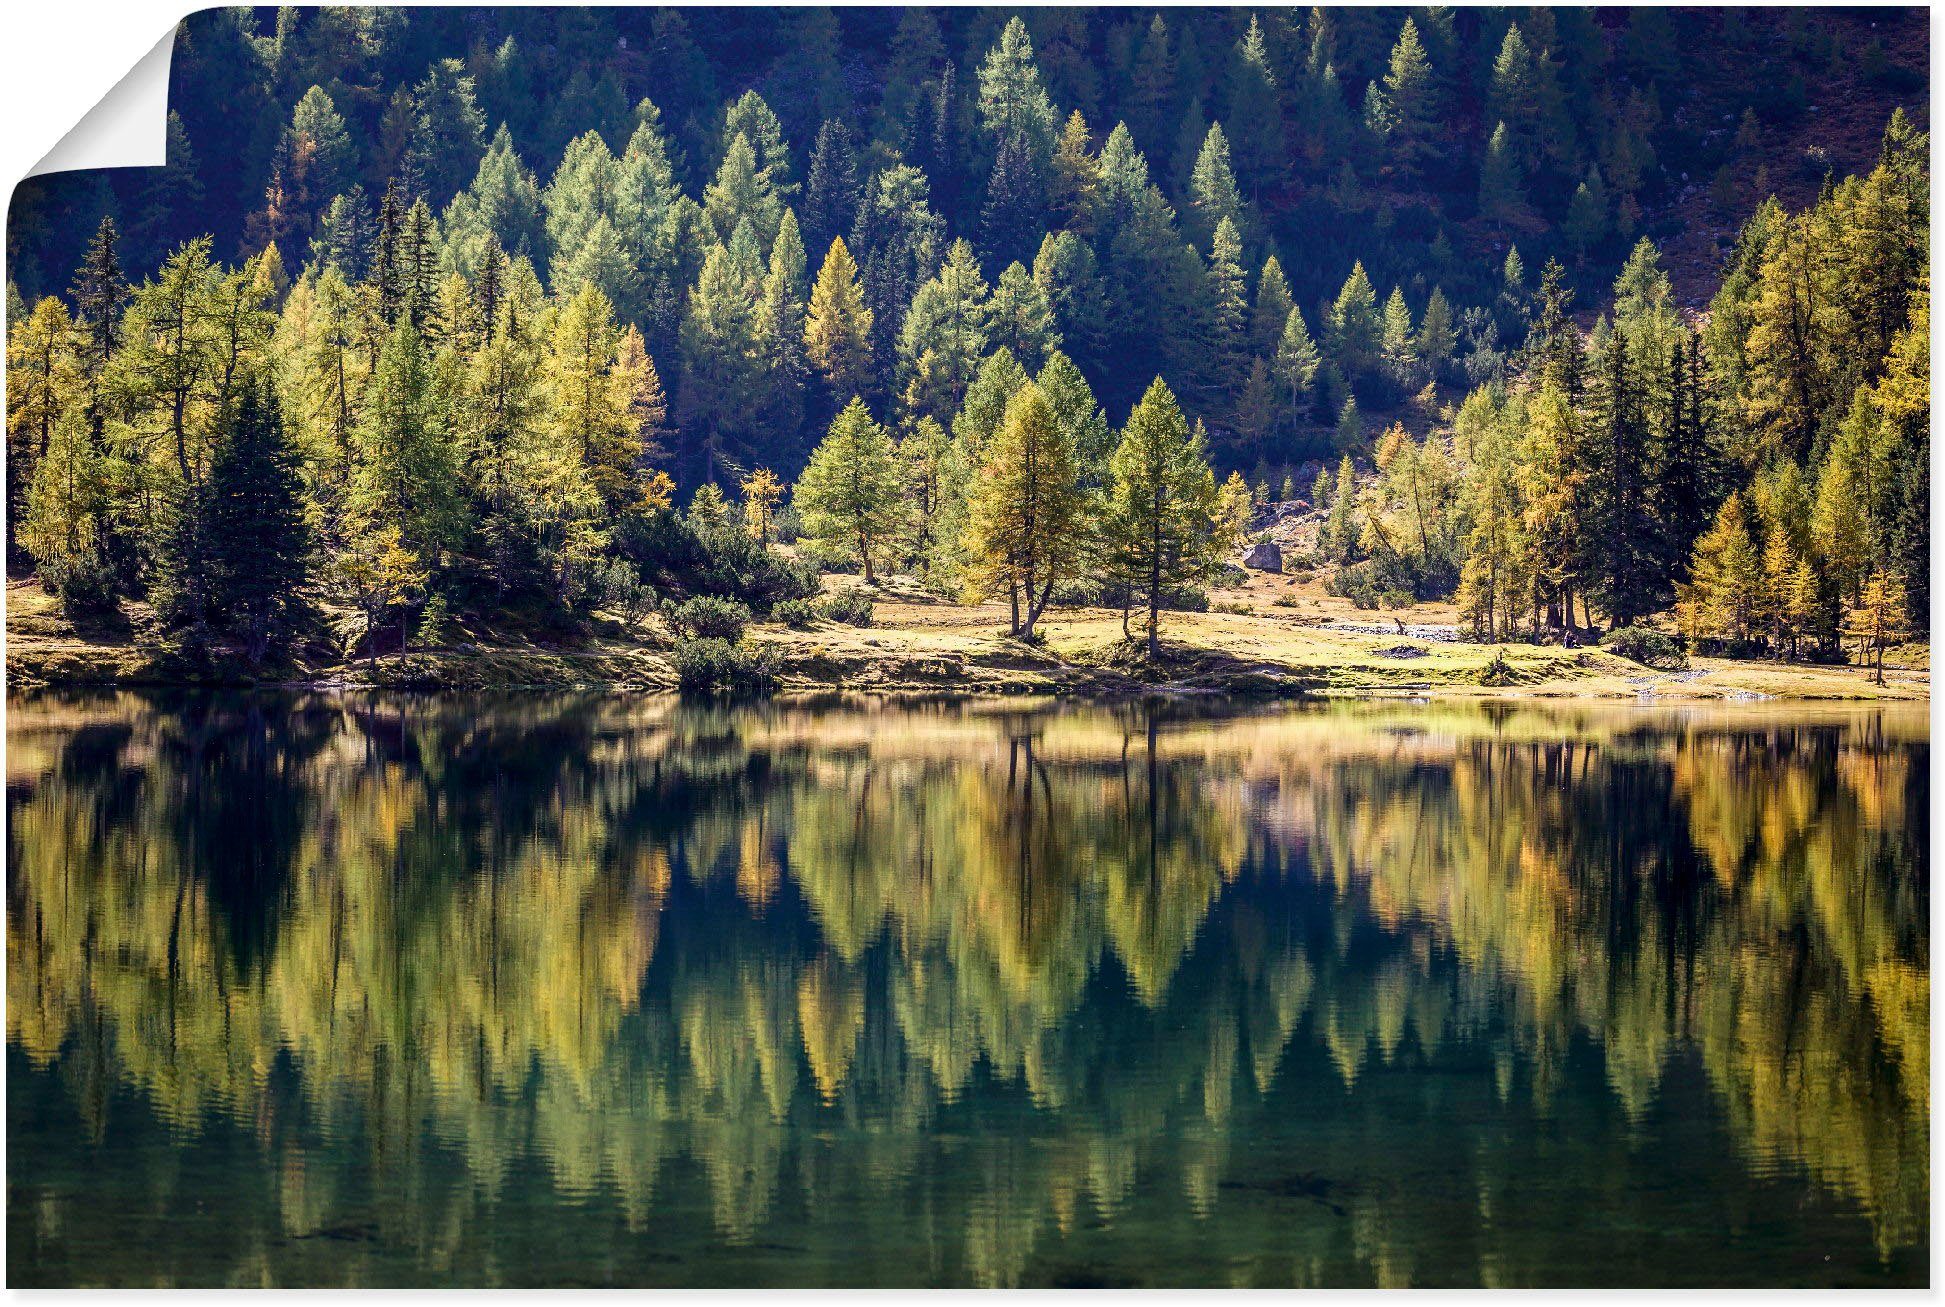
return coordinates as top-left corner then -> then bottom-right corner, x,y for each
672,635 -> 778,695
667,594 -> 752,642
1600,625 -> 1688,670
815,587 -> 875,626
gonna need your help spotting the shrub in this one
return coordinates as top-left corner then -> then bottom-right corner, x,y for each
414,593 -> 455,648
618,510 -> 818,615
1600,625 -> 1689,670
671,637 -> 778,695
816,588 -> 874,626
667,595 -> 751,642
596,558 -> 657,632
772,597 -> 817,628
1478,650 -> 1517,686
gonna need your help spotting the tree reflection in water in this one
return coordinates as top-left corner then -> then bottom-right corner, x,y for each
6,693 -> 1927,1286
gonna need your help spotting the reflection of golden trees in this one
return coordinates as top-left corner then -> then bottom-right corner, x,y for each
6,695 -> 1927,1285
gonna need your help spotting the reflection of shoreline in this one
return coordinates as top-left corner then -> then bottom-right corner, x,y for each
6,694 -> 1928,1285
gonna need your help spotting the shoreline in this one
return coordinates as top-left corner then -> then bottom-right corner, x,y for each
8,609 -> 1927,704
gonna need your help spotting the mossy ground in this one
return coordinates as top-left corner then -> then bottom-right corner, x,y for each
5,570 -> 1927,701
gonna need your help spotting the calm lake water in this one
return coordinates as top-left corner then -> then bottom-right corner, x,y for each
5,692 -> 1928,1287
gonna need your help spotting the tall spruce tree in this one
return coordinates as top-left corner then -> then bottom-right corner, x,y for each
201,381 -> 313,663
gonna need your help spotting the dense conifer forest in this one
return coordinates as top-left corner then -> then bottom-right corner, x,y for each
4,6 -> 1929,684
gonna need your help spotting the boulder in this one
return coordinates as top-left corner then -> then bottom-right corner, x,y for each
1243,540 -> 1283,573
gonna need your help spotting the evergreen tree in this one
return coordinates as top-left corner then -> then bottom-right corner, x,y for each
1326,260 -> 1382,384
442,124 -> 544,282
200,381 -> 313,662
754,209 -> 810,457
988,261 -> 1060,371
980,128 -> 1046,269
976,17 -> 1058,161
805,235 -> 875,405
409,59 -> 489,203
1273,306 -> 1322,424
1478,122 -> 1527,224
1048,110 -> 1100,234
1381,287 -> 1420,392
1251,256 -> 1295,359
679,228 -> 768,483
1222,15 -> 1284,195
350,319 -> 464,569
795,397 -> 903,583
965,382 -> 1086,637
1586,327 -> 1661,626
1186,122 -> 1245,251
899,239 -> 992,423
1417,287 -> 1457,381
1198,217 -> 1250,416
1035,350 -> 1114,485
802,119 -> 862,256
1379,17 -> 1437,182
1100,377 -> 1219,657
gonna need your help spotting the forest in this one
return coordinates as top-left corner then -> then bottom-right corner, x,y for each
3,6 -> 1930,686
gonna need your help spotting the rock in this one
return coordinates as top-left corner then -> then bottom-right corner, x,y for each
1243,540 -> 1283,572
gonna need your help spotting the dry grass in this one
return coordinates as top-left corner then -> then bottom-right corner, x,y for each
6,571 -> 1928,702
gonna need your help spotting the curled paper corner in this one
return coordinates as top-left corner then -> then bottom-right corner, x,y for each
29,28 -> 178,179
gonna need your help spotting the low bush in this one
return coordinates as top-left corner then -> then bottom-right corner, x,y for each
816,588 -> 874,626
671,637 -> 778,695
771,597 -> 817,628
1600,625 -> 1689,670
667,595 -> 751,642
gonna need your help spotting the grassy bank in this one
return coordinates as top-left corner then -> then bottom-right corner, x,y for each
7,572 -> 1926,702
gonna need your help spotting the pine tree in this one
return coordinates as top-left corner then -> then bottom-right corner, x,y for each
1380,17 -> 1438,182
805,235 -> 876,405
201,381 -> 312,663
6,297 -> 76,561
1035,350 -> 1114,485
1563,165 -> 1610,260
753,208 -> 810,457
1100,378 -> 1220,656
976,17 -> 1057,161
680,230 -> 768,483
1048,110 -> 1100,234
1222,15 -> 1284,196
1327,261 -> 1382,384
1417,287 -> 1457,382
740,467 -> 785,544
802,119 -> 862,256
1587,327 -> 1661,626
1323,454 -> 1358,562
965,382 -> 1086,637
980,128 -> 1046,269
1187,122 -> 1245,251
547,284 -> 638,511
795,397 -> 903,583
1199,217 -> 1250,415
898,415 -> 954,578
1478,122 -> 1527,224
350,319 -> 464,568
899,239 -> 991,423
70,216 -> 128,439
409,59 -> 489,202
1381,287 -> 1420,392
703,132 -> 785,253
442,125 -> 545,283
1273,306 -> 1322,424
1251,256 -> 1295,359
21,410 -> 113,615
988,261 -> 1060,371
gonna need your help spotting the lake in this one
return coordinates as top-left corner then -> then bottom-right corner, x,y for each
5,692 -> 1928,1287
